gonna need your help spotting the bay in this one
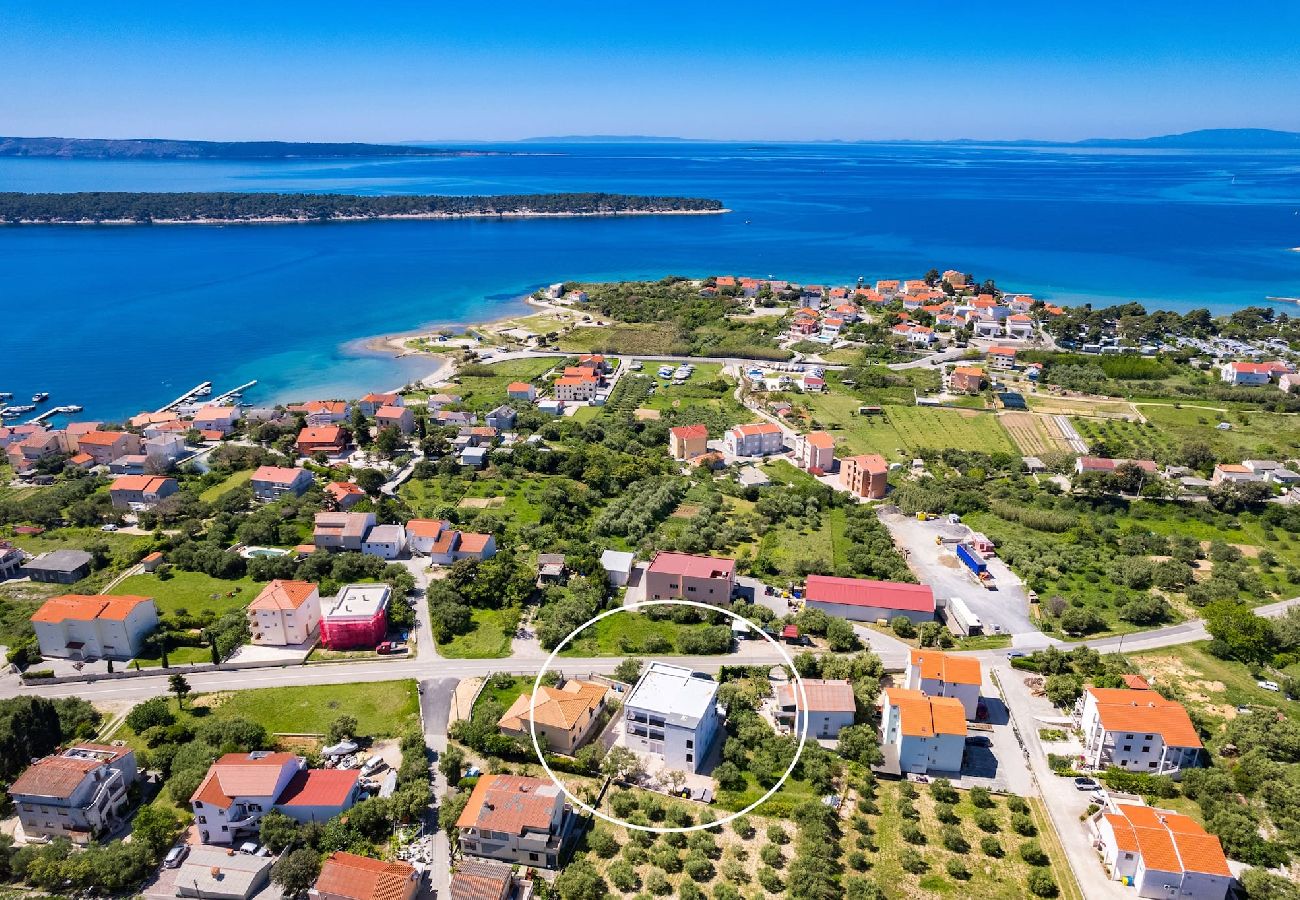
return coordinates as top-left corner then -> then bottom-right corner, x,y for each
1,142 -> 1298,421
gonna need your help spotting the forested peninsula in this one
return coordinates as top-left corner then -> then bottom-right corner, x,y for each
0,192 -> 727,224
0,136 -> 491,159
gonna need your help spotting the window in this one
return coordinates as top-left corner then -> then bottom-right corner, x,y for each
686,754 -> 693,763
1123,745 -> 1131,752
687,585 -> 696,592
1141,746 -> 1150,753
529,853 -> 539,862
1144,734 -> 1153,741
198,816 -> 208,824
1148,762 -> 1157,768
686,740 -> 693,749
649,717 -> 665,728
221,825 -> 229,832
650,731 -> 665,742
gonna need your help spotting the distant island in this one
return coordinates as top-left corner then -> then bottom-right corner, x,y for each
0,191 -> 727,224
0,136 -> 503,160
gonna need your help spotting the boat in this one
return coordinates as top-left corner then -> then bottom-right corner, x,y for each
195,385 -> 212,396
56,404 -> 83,414
2,405 -> 36,417
0,392 -> 11,400
31,393 -> 49,403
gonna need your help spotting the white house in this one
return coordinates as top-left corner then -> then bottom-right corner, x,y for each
251,465 -> 315,501
416,526 -> 496,566
455,775 -> 569,870
1077,686 -> 1202,776
1220,361 -> 1272,385
361,524 -> 407,560
1004,314 -> 1034,338
881,688 -> 967,775
9,744 -> 138,843
1091,803 -> 1232,900
971,318 -> 1003,338
623,663 -> 723,774
31,594 -> 159,660
247,580 -> 321,647
725,422 -> 785,457
600,549 -> 636,587
191,752 -> 361,845
904,649 -> 982,719
405,519 -> 451,555
774,679 -> 856,738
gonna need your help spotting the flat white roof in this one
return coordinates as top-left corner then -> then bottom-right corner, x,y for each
364,524 -> 405,543
323,583 -> 390,619
625,662 -> 719,727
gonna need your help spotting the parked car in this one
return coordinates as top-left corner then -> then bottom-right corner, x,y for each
1073,777 -> 1099,791
1007,650 -> 1027,660
100,524 -> 119,532
238,842 -> 260,855
1257,680 -> 1281,692
163,846 -> 190,869
376,641 -> 407,655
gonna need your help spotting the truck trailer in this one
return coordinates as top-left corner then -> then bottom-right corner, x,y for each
955,543 -> 987,575
946,596 -> 983,636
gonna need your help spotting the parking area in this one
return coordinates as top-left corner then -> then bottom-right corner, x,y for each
877,510 -> 1044,645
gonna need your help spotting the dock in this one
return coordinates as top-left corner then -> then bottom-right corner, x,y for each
155,381 -> 213,414
210,380 -> 257,405
26,407 -> 66,425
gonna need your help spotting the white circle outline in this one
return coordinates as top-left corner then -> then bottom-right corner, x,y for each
528,598 -> 808,833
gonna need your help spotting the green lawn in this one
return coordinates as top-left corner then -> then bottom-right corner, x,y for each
446,357 -> 558,411
200,680 -> 420,737
472,674 -> 533,718
115,570 -> 267,617
759,506 -> 851,577
133,645 -> 212,668
559,322 -> 684,355
801,395 -> 1015,458
401,475 -> 546,525
1136,403 -> 1300,460
200,469 -> 253,502
438,606 -> 520,659
558,611 -> 716,657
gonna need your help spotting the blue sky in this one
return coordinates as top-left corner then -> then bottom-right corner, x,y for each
2,2 -> 1298,142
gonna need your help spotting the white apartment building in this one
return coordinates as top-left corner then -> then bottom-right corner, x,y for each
247,580 -> 321,646
725,422 -> 785,457
1092,803 -> 1232,900
455,775 -> 569,869
361,524 -> 407,560
1077,687 -> 1202,776
31,594 -> 159,660
9,744 -> 138,843
904,649 -> 982,720
881,688 -> 966,775
622,663 -> 723,774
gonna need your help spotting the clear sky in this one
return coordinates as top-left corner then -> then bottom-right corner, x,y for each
2,1 -> 1298,143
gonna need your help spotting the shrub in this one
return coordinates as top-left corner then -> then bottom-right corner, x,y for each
650,845 -> 682,874
608,860 -> 638,892
980,836 -> 1003,857
945,858 -> 970,880
929,778 -> 958,804
968,786 -> 994,808
757,867 -> 783,893
731,816 -> 755,839
1027,868 -> 1058,898
645,868 -> 671,896
941,826 -> 969,854
1011,813 -> 1038,837
586,829 -> 619,858
974,810 -> 999,833
683,852 -> 714,882
760,844 -> 784,868
846,850 -> 868,871
898,799 -> 919,820
1007,795 -> 1029,814
901,823 -> 926,845
898,782 -> 918,800
935,803 -> 959,824
1019,841 -> 1049,866
766,824 -> 788,845
899,849 -> 928,874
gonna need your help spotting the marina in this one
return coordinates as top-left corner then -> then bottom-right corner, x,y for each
154,381 -> 213,414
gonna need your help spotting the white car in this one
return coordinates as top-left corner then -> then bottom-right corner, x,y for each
163,845 -> 189,869
1257,680 -> 1281,692
100,524 -> 119,532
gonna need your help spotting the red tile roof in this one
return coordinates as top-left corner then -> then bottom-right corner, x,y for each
805,575 -> 934,613
276,768 -> 359,807
1086,687 -> 1201,748
909,649 -> 982,685
884,688 -> 967,737
777,679 -> 856,713
110,475 -> 173,493
10,754 -> 105,799
670,424 -> 709,440
252,465 -> 307,486
32,594 -> 153,624
315,852 -> 417,900
248,580 -> 317,612
1110,804 -> 1231,877
647,551 -> 735,580
449,860 -> 512,900
455,774 -> 562,835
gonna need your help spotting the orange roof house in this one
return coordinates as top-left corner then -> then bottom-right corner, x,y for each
668,424 -> 709,460
311,852 -> 419,900
1080,686 -> 1202,774
297,425 -> 347,457
1095,803 -> 1232,894
949,366 -> 985,394
883,686 -> 967,774
31,594 -> 159,660
497,680 -> 610,752
248,579 -> 318,612
905,649 -> 983,719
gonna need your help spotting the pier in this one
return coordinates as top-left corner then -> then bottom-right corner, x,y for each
210,380 -> 258,404
155,381 -> 212,414
26,407 -> 67,426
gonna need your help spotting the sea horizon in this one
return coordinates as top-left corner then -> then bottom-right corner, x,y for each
3,141 -> 1299,423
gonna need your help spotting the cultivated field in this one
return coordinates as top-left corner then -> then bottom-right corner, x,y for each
1025,393 -> 1141,419
805,395 -> 1017,457
999,412 -> 1072,455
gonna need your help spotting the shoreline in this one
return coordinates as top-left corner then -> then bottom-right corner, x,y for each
0,209 -> 731,226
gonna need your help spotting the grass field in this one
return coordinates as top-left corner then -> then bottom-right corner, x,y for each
471,674 -> 533,718
803,395 -> 1016,458
559,323 -> 683,355
558,611 -> 716,657
401,475 -> 545,525
437,606 -> 520,659
1136,403 -> 1300,460
449,357 -> 558,410
759,506 -> 852,576
116,680 -> 421,744
1025,394 -> 1139,419
115,570 -> 267,618
1130,641 -> 1300,727
200,469 -> 253,502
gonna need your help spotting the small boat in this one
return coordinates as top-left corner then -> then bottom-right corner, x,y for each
195,385 -> 212,396
0,392 -> 11,400
31,393 -> 49,403
56,404 -> 83,413
3,405 -> 36,417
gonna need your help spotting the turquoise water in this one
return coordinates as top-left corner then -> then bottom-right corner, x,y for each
2,143 -> 1299,420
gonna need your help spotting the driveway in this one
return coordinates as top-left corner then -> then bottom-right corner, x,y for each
877,511 -> 1040,643
419,677 -> 457,900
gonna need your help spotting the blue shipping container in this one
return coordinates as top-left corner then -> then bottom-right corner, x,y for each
956,544 -> 987,575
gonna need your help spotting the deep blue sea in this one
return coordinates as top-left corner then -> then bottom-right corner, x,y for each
2,142 -> 1299,421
